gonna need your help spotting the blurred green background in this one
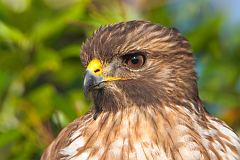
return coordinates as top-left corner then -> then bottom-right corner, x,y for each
0,0 -> 239,159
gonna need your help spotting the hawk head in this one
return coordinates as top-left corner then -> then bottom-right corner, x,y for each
80,20 -> 199,114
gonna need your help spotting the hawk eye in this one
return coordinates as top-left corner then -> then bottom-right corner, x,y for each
123,53 -> 145,69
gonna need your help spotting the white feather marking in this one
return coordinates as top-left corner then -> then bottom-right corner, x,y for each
70,129 -> 82,141
71,149 -> 90,160
60,137 -> 86,157
179,147 -> 201,160
210,119 -> 240,156
134,143 -> 147,160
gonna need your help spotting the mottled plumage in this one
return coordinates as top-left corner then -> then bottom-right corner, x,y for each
41,21 -> 240,160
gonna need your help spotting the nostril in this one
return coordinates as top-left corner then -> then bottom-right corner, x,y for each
94,69 -> 100,73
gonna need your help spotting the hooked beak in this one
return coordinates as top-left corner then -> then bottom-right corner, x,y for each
83,69 -> 104,96
83,59 -> 104,96
83,58 -> 128,96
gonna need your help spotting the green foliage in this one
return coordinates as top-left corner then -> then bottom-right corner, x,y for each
0,0 -> 239,159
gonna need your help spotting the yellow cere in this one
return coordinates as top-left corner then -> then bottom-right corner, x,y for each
87,58 -> 103,76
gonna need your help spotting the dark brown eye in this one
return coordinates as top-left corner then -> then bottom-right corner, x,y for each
123,53 -> 146,69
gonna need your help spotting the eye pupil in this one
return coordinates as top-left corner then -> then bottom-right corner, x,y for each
131,56 -> 139,64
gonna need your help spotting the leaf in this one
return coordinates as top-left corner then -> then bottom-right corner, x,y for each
30,0 -> 90,42
35,47 -> 61,72
0,21 -> 30,50
28,85 -> 55,118
0,129 -> 21,148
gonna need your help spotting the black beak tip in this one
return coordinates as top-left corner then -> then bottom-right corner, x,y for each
83,71 -> 91,97
83,85 -> 89,97
83,70 -> 104,97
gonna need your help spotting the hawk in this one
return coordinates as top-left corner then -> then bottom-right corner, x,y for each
41,20 -> 240,160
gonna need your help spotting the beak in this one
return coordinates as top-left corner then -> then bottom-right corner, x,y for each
83,58 -> 128,96
83,69 -> 104,96
83,59 -> 104,96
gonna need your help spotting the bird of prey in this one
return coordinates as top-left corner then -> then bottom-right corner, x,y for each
41,20 -> 240,160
